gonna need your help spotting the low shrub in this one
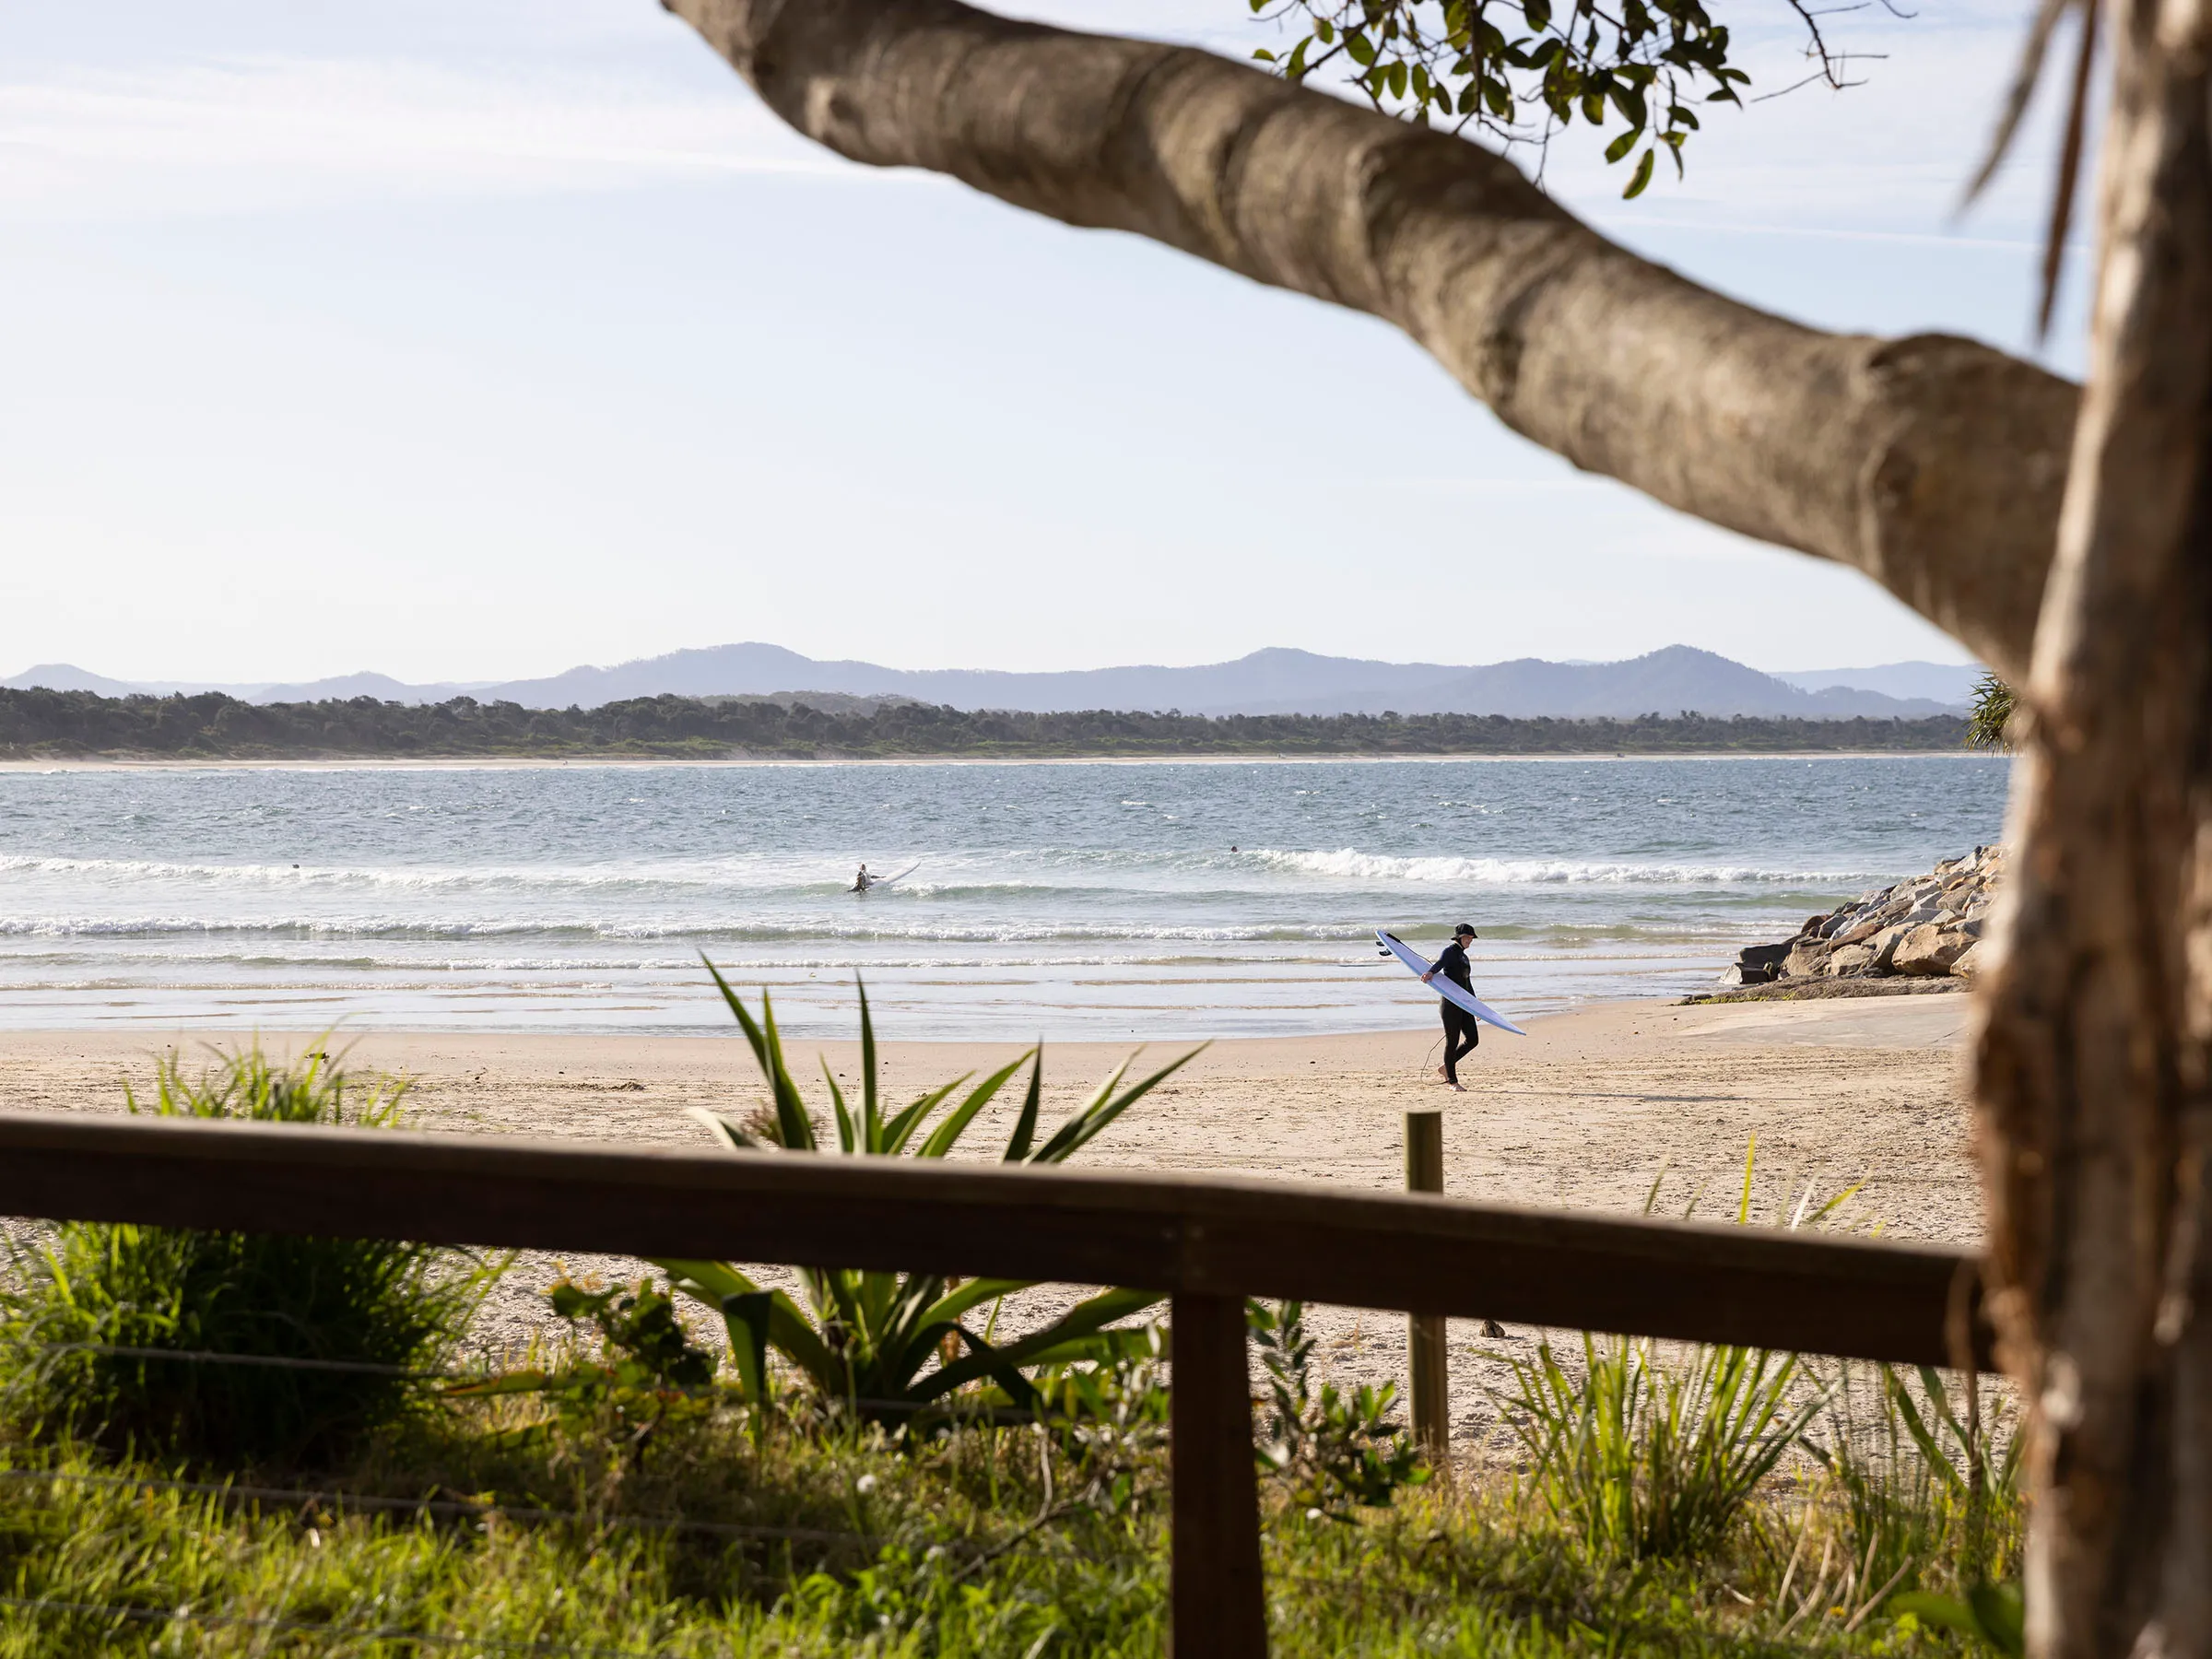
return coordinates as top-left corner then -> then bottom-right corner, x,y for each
1496,1147 -> 1837,1563
453,1277 -> 724,1473
0,1052 -> 2026,1653
0,1045 -> 501,1465
1253,1298 -> 1427,1517
1503,1329 -> 1819,1563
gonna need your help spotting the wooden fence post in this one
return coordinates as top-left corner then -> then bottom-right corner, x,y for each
1405,1110 -> 1451,1475
1171,1290 -> 1266,1656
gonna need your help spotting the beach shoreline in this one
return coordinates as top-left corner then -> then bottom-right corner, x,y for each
0,749 -> 1997,774
0,997 -> 1980,1240
0,994 -> 1977,1446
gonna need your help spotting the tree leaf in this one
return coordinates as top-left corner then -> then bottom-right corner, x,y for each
1003,1047 -> 1044,1161
1622,147 -> 1656,197
857,975 -> 880,1151
819,1060 -> 854,1154
916,1050 -> 1032,1159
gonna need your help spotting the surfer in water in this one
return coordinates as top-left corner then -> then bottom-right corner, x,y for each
1422,923 -> 1480,1091
851,864 -> 875,893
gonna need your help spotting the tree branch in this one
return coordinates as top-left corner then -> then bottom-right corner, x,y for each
666,0 -> 2076,678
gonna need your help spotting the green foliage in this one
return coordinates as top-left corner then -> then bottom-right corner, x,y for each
451,1277 -> 722,1465
0,1052 -> 2026,1651
1889,1583 -> 2025,1655
0,1046 -> 499,1465
0,684 -> 1976,759
1498,1146 -> 1846,1561
546,1278 -> 717,1395
0,1399 -> 2023,1657
1965,672 -> 2018,751
1809,1360 -> 2024,1651
1246,0 -> 1787,194
653,969 -> 1198,1432
1503,1331 -> 1819,1559
1023,1322 -> 1177,1524
0,1106 -> 2020,1654
1251,1299 -> 1428,1516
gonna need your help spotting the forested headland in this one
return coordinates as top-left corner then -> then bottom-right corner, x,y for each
0,687 -> 1974,760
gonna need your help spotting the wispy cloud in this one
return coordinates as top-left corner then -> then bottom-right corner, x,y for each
1,0 -> 2068,246
0,53 -> 849,220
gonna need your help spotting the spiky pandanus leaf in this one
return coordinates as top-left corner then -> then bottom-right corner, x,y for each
654,967 -> 1201,1428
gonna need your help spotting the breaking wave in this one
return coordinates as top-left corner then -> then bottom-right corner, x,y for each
0,754 -> 2008,1032
1250,848 -> 1874,887
0,914 -> 1380,945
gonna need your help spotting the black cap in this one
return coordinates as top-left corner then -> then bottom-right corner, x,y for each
1453,923 -> 1477,938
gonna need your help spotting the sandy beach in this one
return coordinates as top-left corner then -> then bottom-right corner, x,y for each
0,994 -> 1977,1452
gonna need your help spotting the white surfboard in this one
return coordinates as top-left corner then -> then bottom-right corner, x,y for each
853,862 -> 922,892
1376,929 -> 1528,1036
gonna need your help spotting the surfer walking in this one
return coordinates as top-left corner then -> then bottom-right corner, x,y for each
851,864 -> 874,893
1422,923 -> 1481,1091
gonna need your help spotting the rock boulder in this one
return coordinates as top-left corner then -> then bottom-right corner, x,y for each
1823,943 -> 1880,976
1891,924 -> 1971,977
1715,844 -> 2006,991
1783,939 -> 1832,980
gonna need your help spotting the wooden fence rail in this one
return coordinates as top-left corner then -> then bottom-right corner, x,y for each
0,1112 -> 1992,1655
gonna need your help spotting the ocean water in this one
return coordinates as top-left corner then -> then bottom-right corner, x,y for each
0,756 -> 2010,1040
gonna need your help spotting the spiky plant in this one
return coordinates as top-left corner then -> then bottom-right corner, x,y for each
1965,673 -> 2017,752
1496,1145 -> 1848,1560
653,966 -> 1199,1430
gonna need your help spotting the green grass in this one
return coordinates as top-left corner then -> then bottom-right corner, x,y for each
0,1334 -> 2021,1657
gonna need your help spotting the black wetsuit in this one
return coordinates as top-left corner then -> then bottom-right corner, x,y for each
1434,939 -> 1479,1084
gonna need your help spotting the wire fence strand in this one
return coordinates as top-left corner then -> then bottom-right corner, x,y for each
0,1466 -> 881,1547
30,1343 -> 1049,1422
0,1593 -> 668,1658
40,1343 -> 445,1379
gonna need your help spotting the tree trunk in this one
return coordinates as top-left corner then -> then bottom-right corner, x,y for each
1972,0 -> 2212,1647
664,0 -> 2076,683
662,0 -> 2212,1648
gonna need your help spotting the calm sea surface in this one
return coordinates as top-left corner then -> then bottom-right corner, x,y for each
0,757 -> 2010,1040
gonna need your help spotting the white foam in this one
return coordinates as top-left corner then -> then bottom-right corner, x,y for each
1251,848 -> 1873,886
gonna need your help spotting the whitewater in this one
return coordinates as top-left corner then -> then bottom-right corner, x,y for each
0,755 -> 2009,1039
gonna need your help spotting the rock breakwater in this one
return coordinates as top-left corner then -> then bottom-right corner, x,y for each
1723,845 -> 2003,989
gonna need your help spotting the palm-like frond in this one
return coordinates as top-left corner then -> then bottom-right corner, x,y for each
653,964 -> 1200,1428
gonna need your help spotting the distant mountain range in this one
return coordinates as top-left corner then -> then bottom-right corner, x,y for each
2,644 -> 1977,720
0,665 -> 497,704
1771,662 -> 1986,704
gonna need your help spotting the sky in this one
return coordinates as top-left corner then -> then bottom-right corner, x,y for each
0,0 -> 2089,683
